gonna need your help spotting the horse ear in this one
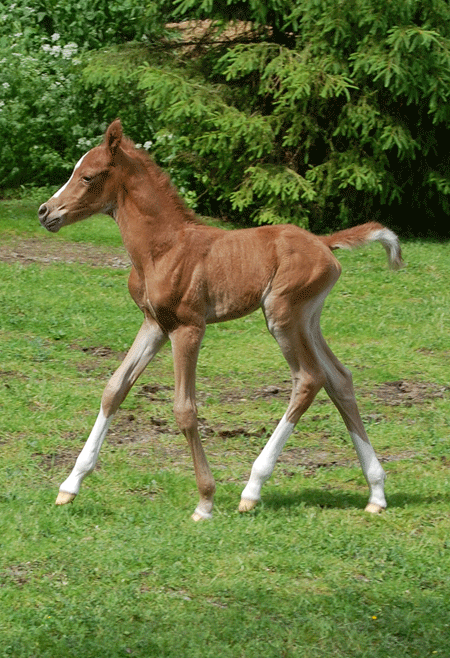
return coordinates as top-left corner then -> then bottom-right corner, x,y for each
106,119 -> 123,155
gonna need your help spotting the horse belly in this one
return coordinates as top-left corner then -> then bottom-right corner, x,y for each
205,285 -> 264,323
204,241 -> 273,323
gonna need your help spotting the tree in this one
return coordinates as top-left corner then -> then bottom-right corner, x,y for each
1,1 -> 450,236
85,0 -> 450,234
0,0 -> 162,188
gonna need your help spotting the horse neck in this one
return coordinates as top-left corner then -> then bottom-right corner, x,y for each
114,158 -> 192,270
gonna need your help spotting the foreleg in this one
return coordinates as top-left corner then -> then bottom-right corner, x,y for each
56,319 -> 167,505
170,324 -> 216,521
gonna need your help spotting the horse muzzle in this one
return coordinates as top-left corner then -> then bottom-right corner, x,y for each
38,203 -> 65,233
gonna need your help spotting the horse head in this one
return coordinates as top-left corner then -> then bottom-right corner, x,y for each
38,119 -> 123,232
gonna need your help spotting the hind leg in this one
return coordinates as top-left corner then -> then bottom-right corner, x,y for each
239,320 -> 326,512
315,331 -> 386,512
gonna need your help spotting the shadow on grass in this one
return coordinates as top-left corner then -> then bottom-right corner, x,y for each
262,487 -> 450,512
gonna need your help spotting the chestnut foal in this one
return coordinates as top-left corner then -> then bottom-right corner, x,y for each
39,119 -> 403,520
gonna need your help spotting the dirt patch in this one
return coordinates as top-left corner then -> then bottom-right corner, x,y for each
376,380 -> 448,407
136,383 -> 172,401
218,381 -> 291,404
31,401 -> 420,486
277,445 -> 418,477
278,447 -> 351,476
1,370 -> 28,387
71,344 -> 128,373
80,345 -> 119,358
33,448 -> 81,471
106,413 -> 194,470
0,237 -> 130,269
108,412 -> 171,444
0,564 -> 33,587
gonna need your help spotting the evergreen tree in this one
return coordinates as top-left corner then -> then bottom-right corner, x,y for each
1,0 -> 450,235
84,0 -> 450,235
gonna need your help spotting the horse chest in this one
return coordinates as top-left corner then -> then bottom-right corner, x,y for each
138,266 -> 203,331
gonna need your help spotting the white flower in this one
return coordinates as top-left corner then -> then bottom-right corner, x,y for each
2,82 -> 10,89
144,140 -> 153,150
51,33 -> 60,41
62,42 -> 78,59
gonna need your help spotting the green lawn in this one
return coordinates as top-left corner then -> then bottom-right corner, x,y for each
0,198 -> 449,657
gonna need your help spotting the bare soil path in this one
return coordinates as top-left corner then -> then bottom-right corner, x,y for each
0,236 -> 130,269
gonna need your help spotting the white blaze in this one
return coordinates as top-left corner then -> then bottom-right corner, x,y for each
52,153 -> 87,199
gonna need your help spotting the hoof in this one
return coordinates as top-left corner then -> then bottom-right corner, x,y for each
238,498 -> 258,513
365,502 -> 385,514
191,511 -> 212,522
55,491 -> 76,506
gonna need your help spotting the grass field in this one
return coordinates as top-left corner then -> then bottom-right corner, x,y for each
0,198 -> 449,657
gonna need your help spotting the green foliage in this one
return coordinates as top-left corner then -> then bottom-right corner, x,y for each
0,1 -> 162,188
1,1 -> 450,233
0,37 -> 89,187
80,0 -> 450,232
0,0 -> 160,50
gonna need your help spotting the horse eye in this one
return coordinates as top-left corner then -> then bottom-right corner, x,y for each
81,175 -> 93,184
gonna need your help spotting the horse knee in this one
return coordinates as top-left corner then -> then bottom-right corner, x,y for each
173,400 -> 197,434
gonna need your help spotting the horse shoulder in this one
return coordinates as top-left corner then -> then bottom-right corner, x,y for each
127,266 -> 146,310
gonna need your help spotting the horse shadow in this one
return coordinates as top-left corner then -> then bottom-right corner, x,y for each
261,487 -> 450,512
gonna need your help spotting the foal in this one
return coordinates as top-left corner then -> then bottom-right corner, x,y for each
39,119 -> 403,520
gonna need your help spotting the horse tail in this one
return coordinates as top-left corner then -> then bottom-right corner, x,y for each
319,221 -> 403,270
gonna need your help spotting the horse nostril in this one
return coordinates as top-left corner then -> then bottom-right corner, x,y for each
38,204 -> 48,220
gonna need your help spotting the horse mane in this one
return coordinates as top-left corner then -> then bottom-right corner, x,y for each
117,135 -> 204,225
